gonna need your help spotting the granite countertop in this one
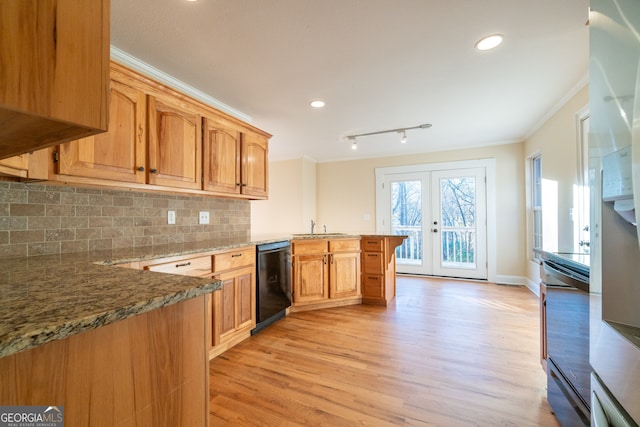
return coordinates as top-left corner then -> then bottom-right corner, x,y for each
0,233 -> 406,359
0,241 -> 250,359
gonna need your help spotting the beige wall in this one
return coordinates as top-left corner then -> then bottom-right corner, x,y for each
522,85 -> 589,289
250,157 -> 316,235
523,85 -> 589,255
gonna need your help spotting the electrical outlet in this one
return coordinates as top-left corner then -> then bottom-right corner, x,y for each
167,210 -> 176,225
199,211 -> 210,225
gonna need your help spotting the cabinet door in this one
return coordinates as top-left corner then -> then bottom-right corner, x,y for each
147,95 -> 202,189
235,266 -> 256,331
0,155 -> 29,178
329,252 -> 361,299
363,252 -> 384,274
213,266 -> 256,344
202,118 -> 241,194
362,274 -> 384,299
240,132 -> 268,198
293,254 -> 329,303
215,275 -> 237,341
0,0 -> 109,158
57,78 -> 147,183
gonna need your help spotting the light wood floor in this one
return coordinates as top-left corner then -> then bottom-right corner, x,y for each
209,276 -> 560,426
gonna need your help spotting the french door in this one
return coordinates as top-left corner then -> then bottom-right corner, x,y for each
380,167 -> 487,279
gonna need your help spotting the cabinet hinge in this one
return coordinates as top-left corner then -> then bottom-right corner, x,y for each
53,151 -> 59,163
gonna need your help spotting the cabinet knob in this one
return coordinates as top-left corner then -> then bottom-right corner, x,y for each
236,183 -> 241,187
242,183 -> 247,187
150,168 -> 158,174
137,166 -> 145,172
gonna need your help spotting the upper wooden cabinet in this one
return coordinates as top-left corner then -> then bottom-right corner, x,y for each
48,62 -> 269,199
241,132 -> 269,198
57,77 -> 147,184
57,65 -> 202,190
0,150 -> 49,180
203,118 -> 241,194
203,119 -> 269,199
147,95 -> 202,190
0,0 -> 109,160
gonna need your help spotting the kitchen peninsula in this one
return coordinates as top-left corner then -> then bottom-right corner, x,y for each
0,234 -> 405,425
0,244 -> 227,426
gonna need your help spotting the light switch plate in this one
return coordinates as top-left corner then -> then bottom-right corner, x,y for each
167,210 -> 176,225
199,211 -> 210,225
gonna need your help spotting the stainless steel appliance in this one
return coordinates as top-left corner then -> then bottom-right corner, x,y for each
252,241 -> 291,334
589,0 -> 640,425
541,253 -> 590,426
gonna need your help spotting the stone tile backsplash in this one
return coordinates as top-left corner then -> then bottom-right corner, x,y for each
0,182 -> 250,258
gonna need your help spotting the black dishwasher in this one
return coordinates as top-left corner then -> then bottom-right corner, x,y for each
252,241 -> 291,335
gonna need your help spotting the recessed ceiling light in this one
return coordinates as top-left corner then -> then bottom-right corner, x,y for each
475,34 -> 503,51
309,100 -> 326,108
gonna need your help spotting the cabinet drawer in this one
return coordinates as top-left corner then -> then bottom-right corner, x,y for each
361,238 -> 384,252
144,255 -> 212,277
362,274 -> 384,298
329,238 -> 360,253
363,252 -> 384,274
292,239 -> 328,255
213,247 -> 255,272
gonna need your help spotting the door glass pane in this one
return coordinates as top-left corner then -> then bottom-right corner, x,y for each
391,180 -> 422,265
439,177 -> 476,268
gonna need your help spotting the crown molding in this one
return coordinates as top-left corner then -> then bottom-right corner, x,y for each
110,46 -> 252,123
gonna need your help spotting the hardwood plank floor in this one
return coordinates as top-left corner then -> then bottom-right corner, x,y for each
210,276 -> 560,426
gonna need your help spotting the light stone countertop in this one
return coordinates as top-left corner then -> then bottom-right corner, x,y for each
0,233 -> 401,358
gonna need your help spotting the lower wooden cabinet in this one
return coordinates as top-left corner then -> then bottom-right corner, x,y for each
360,236 -> 406,306
329,241 -> 361,299
291,238 -> 361,311
0,295 -> 209,426
210,246 -> 256,359
117,246 -> 257,360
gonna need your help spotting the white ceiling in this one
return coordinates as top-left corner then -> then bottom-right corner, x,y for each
111,0 -> 589,163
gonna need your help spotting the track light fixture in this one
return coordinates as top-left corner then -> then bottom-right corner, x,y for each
346,123 -> 431,148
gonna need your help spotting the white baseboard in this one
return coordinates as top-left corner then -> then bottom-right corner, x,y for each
495,275 -> 540,297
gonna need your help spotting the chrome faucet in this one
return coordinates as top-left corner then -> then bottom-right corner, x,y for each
310,219 -> 316,234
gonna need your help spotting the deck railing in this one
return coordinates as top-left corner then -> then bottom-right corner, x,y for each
393,226 -> 476,267
392,225 -> 422,264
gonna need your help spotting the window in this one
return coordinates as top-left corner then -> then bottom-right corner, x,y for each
532,155 -> 542,252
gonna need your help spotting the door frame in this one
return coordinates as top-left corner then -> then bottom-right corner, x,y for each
375,158 -> 497,283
